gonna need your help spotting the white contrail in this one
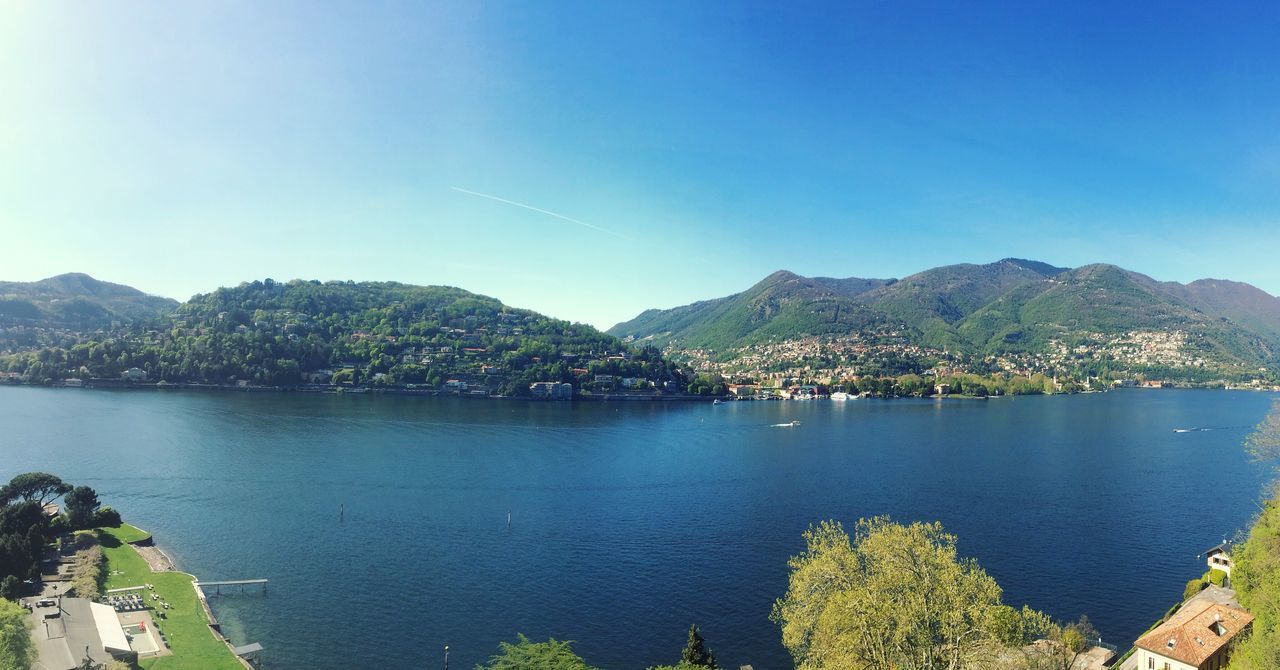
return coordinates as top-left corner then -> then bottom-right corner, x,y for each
451,187 -> 627,239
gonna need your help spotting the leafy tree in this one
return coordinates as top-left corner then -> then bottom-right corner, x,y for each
0,472 -> 71,507
772,517 -> 1050,670
476,633 -> 598,670
0,597 -> 34,670
1229,482 -> 1280,669
64,486 -> 100,530
1246,399 -> 1280,464
680,625 -> 716,668
0,576 -> 18,601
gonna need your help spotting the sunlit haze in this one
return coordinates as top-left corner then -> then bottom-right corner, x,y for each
3,1 -> 1279,328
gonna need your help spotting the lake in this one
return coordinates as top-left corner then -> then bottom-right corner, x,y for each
1,386 -> 1275,669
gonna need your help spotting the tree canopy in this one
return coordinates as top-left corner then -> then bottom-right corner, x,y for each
64,486 -> 100,531
1227,482 -> 1280,670
680,624 -> 716,668
0,472 -> 71,507
771,517 -> 1063,670
1,279 -> 689,395
475,634 -> 598,670
1245,399 -> 1280,464
0,597 -> 34,670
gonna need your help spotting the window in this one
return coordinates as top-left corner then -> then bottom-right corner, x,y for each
1147,656 -> 1153,669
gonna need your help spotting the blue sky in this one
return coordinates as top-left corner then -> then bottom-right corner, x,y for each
3,2 -> 1278,329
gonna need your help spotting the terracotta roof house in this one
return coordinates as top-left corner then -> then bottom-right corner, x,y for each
1133,600 -> 1253,670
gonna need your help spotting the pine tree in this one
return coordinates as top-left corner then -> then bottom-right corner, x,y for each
681,624 -> 716,668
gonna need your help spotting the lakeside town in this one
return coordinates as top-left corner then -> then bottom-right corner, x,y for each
647,328 -> 1280,397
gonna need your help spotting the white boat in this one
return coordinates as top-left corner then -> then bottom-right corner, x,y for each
830,391 -> 850,401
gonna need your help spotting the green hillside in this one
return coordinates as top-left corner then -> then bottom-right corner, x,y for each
1,278 -> 686,394
609,259 -> 1280,378
857,259 -> 1062,350
0,273 -> 177,327
610,270 -> 892,351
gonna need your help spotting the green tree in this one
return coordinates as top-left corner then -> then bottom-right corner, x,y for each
0,472 -> 71,507
64,486 -> 100,530
1245,399 -> 1280,464
680,624 -> 716,668
1229,483 -> 1280,669
0,597 -> 34,670
476,634 -> 598,670
771,517 -> 1044,670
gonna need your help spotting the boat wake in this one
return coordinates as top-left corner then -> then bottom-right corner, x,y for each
1173,427 -> 1219,433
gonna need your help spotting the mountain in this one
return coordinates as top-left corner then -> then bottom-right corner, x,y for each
856,259 -> 1066,350
1,278 -> 685,395
0,273 -> 178,328
609,260 -> 1280,379
611,270 -> 893,351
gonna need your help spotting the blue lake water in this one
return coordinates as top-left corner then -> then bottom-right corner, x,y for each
0,386 -> 1275,669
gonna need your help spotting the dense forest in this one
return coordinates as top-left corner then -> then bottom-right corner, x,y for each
0,279 -> 689,397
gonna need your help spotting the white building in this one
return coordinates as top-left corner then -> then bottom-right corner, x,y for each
1204,542 -> 1233,578
529,382 -> 573,400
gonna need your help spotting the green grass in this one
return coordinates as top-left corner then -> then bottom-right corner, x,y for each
97,526 -> 243,670
105,522 -> 153,544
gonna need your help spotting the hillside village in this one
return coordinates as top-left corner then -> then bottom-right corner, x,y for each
641,327 -> 1280,396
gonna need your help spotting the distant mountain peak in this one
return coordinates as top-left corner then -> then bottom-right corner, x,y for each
608,260 -> 1280,373
0,273 -> 177,327
997,258 -> 1069,277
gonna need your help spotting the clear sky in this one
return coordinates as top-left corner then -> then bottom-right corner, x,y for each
3,2 -> 1278,329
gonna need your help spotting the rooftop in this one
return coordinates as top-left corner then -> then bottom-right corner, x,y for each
1134,600 -> 1254,667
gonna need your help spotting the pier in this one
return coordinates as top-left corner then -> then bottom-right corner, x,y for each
195,578 -> 268,594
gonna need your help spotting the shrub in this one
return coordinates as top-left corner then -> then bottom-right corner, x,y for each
1208,568 -> 1227,587
1184,577 -> 1208,601
66,545 -> 103,601
95,507 -> 122,527
0,576 -> 19,601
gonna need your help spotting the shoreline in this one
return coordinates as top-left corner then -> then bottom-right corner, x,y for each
111,523 -> 256,670
4,379 -> 1276,402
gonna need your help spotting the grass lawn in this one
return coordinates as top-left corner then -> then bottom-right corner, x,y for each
106,522 -> 154,544
97,525 -> 243,670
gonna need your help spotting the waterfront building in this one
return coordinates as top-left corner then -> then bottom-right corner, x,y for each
1132,600 -> 1252,670
1204,542 -> 1233,578
529,381 -> 573,399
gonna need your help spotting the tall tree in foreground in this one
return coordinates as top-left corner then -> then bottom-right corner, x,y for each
64,485 -> 100,530
680,624 -> 716,668
772,517 -> 1057,670
476,633 -> 598,670
0,472 -> 71,507
0,597 -> 34,670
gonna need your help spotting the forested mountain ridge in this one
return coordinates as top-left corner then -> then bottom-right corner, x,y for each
611,270 -> 895,351
609,259 -> 1280,382
0,273 -> 177,327
1,278 -> 686,395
